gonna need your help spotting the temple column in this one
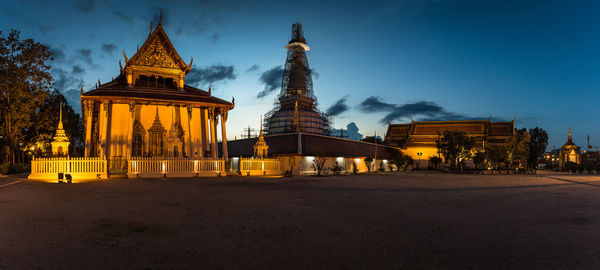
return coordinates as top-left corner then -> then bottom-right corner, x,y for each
187,105 -> 194,158
201,108 -> 209,157
84,101 -> 93,157
99,102 -> 107,158
104,102 -> 112,159
220,110 -> 228,160
210,109 -> 218,158
126,102 -> 135,158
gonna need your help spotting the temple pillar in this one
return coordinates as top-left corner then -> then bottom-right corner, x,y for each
201,108 -> 209,157
84,101 -> 93,157
105,102 -> 112,158
210,109 -> 218,158
220,110 -> 228,160
126,102 -> 135,158
99,102 -> 107,158
187,105 -> 194,158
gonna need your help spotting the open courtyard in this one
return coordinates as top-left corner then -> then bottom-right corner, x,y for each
1,172 -> 600,269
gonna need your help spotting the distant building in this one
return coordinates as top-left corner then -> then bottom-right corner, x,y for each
264,23 -> 330,135
384,120 -> 514,168
559,128 -> 581,168
226,132 -> 401,174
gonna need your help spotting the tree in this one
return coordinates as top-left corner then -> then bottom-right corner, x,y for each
472,151 -> 485,169
527,127 -> 548,169
390,153 -> 406,171
504,128 -> 530,169
485,145 -> 507,169
27,90 -> 84,157
429,156 -> 442,170
0,30 -> 53,164
364,157 -> 373,172
439,130 -> 475,170
310,156 -> 327,176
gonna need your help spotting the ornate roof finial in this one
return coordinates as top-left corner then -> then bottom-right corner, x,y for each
208,86 -> 212,96
232,96 -> 235,105
259,115 -> 263,137
119,60 -> 123,72
568,126 -> 572,141
80,86 -> 83,95
56,101 -> 65,131
188,57 -> 193,68
98,78 -> 101,87
122,49 -> 128,63
158,9 -> 163,26
149,22 -> 153,36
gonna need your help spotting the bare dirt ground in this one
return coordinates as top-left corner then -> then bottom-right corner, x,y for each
1,172 -> 600,269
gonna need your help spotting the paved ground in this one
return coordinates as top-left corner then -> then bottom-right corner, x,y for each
1,172 -> 600,269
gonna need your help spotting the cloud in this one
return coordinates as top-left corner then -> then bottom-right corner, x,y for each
358,96 -> 396,112
210,32 -> 219,43
114,11 -> 134,25
76,48 -> 93,64
326,96 -> 350,116
359,96 -> 485,124
52,68 -> 84,91
49,47 -> 66,63
246,65 -> 260,73
257,66 -> 283,98
72,65 -> 85,75
186,65 -> 236,87
73,0 -> 97,13
64,89 -> 82,114
101,43 -> 117,54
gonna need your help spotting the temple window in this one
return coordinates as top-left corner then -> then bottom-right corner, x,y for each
132,121 -> 146,157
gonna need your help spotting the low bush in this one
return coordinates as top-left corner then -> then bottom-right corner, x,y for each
0,163 -> 31,175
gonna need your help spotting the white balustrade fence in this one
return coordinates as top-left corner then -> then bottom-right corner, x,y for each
238,157 -> 282,176
29,157 -> 108,180
128,157 -> 225,178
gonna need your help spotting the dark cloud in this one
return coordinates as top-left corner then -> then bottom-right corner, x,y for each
257,66 -> 283,98
114,11 -> 134,25
72,65 -> 85,75
76,48 -> 93,64
52,68 -> 84,91
358,96 -> 396,112
210,32 -> 219,43
326,96 -> 350,116
186,65 -> 236,87
246,65 -> 260,73
49,47 -> 66,63
73,0 -> 97,13
101,43 -> 117,54
359,96 -> 479,124
64,89 -> 82,114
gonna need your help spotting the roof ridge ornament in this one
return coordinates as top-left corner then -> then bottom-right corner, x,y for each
158,9 -> 163,26
122,50 -> 128,63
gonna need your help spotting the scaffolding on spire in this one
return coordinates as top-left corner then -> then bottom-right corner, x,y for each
264,23 -> 331,135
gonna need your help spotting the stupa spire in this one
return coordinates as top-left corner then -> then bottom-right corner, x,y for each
568,127 -> 572,141
58,102 -> 64,130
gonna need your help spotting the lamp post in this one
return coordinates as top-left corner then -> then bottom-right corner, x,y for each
417,152 -> 422,170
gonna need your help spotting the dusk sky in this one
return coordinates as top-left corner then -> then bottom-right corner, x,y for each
1,0 -> 598,149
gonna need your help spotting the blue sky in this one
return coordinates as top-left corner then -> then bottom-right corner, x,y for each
1,0 -> 599,149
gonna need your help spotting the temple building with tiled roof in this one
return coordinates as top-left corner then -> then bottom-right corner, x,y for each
81,14 -> 234,173
559,127 -> 581,168
384,120 -> 515,168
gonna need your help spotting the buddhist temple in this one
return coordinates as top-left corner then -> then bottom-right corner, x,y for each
264,23 -> 331,135
559,127 -> 581,168
384,120 -> 515,167
80,14 -> 234,174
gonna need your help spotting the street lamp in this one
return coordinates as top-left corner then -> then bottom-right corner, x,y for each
417,152 -> 422,170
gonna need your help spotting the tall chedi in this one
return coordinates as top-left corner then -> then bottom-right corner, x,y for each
264,23 -> 330,135
51,102 -> 70,157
